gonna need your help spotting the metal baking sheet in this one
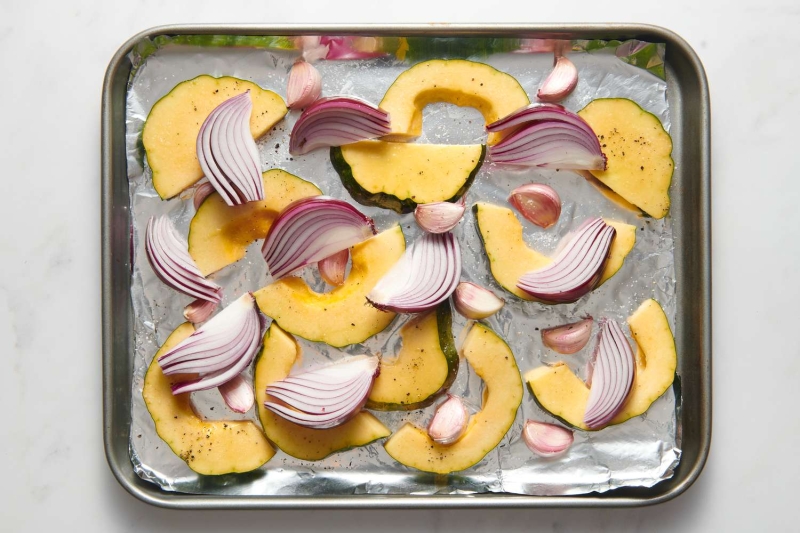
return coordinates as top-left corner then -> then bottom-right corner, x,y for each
102,24 -> 711,509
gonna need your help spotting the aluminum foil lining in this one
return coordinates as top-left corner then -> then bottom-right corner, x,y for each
125,36 -> 679,497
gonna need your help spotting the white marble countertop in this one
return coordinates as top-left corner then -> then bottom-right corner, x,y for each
2,0 -> 798,530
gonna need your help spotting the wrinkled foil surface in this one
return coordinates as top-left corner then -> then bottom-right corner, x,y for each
125,36 -> 680,496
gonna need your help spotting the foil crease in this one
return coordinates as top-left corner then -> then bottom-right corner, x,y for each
125,36 -> 679,497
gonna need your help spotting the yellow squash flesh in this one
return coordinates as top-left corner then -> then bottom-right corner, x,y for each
578,98 -> 674,219
255,225 -> 406,347
526,298 -> 677,430
337,140 -> 484,204
367,306 -> 456,410
143,75 -> 287,199
188,169 -> 321,276
142,323 -> 274,475
379,59 -> 530,145
253,324 -> 391,460
474,202 -> 636,300
383,323 -> 522,474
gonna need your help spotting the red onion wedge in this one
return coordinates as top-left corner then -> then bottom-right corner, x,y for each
158,293 -> 266,395
367,232 -> 461,313
427,395 -> 470,445
196,91 -> 264,206
517,218 -> 615,303
523,420 -> 574,457
537,55 -> 579,103
508,184 -> 562,229
289,96 -> 391,155
145,216 -> 222,307
265,355 -> 379,429
318,248 -> 349,286
584,319 -> 635,429
486,103 -> 605,170
541,317 -> 593,354
262,196 -> 375,280
218,374 -> 255,413
414,196 -> 466,234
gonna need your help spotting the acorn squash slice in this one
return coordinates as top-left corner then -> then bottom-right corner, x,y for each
473,202 -> 636,300
577,98 -> 674,219
142,323 -> 274,475
331,141 -> 485,213
253,323 -> 391,460
188,169 -> 321,276
142,75 -> 287,199
526,298 -> 677,430
254,225 -> 405,347
367,302 -> 458,411
379,59 -> 530,145
383,323 -> 522,474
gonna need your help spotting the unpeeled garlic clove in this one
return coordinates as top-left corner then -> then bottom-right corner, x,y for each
537,55 -> 579,103
414,196 -> 466,234
453,282 -> 505,319
427,395 -> 470,445
183,297 -> 219,324
287,60 -> 322,109
508,183 -> 561,229
522,420 -> 574,457
193,181 -> 215,210
541,317 -> 593,354
218,374 -> 255,413
318,248 -> 349,286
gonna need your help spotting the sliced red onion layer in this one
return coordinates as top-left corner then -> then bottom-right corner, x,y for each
145,216 -> 222,304
487,103 -> 605,170
537,56 -> 579,103
196,91 -> 264,206
367,232 -> 461,313
318,248 -> 349,286
427,395 -> 469,445
523,420 -> 574,457
262,196 -> 375,280
508,184 -> 562,229
289,96 -> 391,155
542,317 -> 593,354
265,355 -> 379,429
183,298 -> 219,324
218,374 -> 255,413
320,36 -> 388,60
193,181 -> 216,210
584,319 -> 635,429
158,293 -> 265,395
517,218 -> 615,303
414,196 -> 466,234
287,60 -> 322,109
453,282 -> 505,320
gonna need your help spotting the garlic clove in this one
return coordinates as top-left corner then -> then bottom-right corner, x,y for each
183,297 -> 219,324
287,60 -> 322,109
193,181 -> 215,210
218,374 -> 255,413
508,183 -> 562,229
414,196 -> 466,234
453,282 -> 505,320
541,317 -> 593,354
522,420 -> 574,457
537,55 -> 579,103
427,395 -> 470,445
318,248 -> 349,286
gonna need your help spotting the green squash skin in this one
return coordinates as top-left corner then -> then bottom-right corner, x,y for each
330,145 -> 486,214
366,301 -> 459,411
